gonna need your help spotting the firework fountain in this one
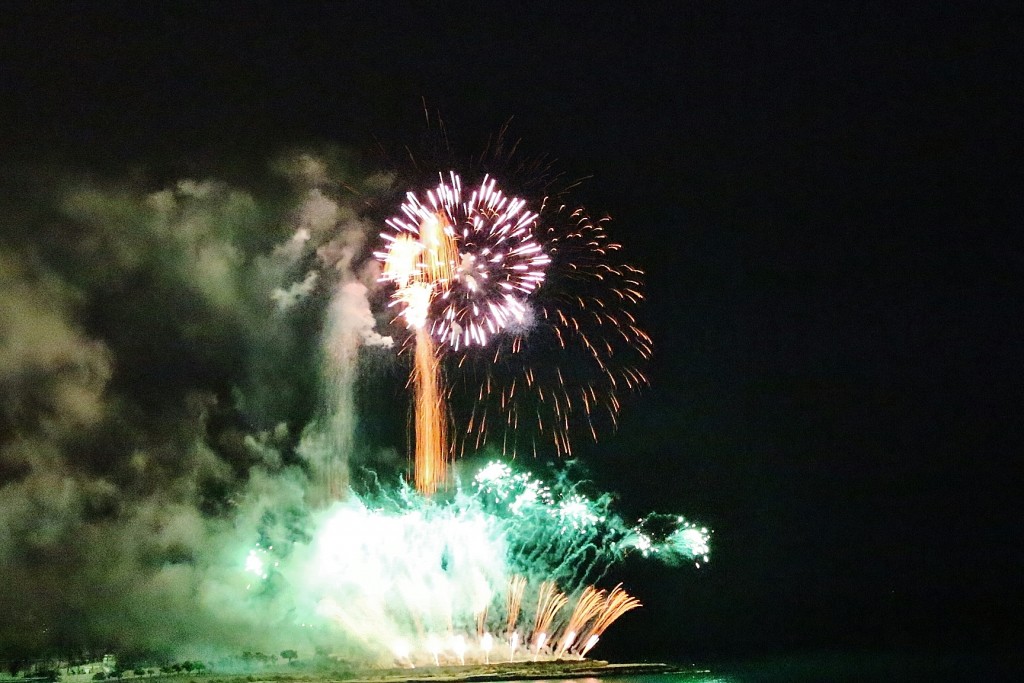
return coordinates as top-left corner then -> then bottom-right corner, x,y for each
245,459 -> 710,666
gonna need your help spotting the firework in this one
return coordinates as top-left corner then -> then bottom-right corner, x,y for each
505,575 -> 527,636
530,581 -> 568,654
377,171 -> 650,491
378,172 -> 555,493
411,328 -> 448,496
454,200 -> 650,460
379,172 -> 551,348
577,584 -> 642,649
243,459 -> 708,663
558,585 -> 605,655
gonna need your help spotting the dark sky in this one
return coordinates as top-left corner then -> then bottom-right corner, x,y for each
2,0 -> 1021,661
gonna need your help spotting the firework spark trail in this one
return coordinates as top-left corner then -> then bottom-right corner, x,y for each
272,160 -> 669,661
476,466 -> 621,589
475,607 -> 488,637
575,584 -> 642,656
505,575 -> 527,636
512,497 -> 619,586
550,540 -> 613,590
530,581 -> 568,651
379,202 -> 459,494
378,172 -> 551,346
557,586 -> 606,655
412,327 -> 449,495
470,462 -> 712,611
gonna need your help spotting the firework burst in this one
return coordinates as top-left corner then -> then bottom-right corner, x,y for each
377,169 -> 650,491
379,172 -> 552,349
466,200 -> 651,458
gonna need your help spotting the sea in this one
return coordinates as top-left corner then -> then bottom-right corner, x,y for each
509,653 -> 1021,682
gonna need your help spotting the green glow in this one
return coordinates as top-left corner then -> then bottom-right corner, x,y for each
239,460 -> 710,664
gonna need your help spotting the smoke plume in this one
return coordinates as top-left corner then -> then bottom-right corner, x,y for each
0,152 -> 394,660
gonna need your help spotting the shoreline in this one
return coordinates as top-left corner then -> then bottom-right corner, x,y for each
198,661 -> 702,683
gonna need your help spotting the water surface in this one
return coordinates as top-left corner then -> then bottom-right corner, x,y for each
513,653 -> 1020,682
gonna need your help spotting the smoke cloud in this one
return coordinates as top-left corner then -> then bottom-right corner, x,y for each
0,153 -> 395,660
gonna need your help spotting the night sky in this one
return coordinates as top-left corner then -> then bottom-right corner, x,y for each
2,1 -> 1021,663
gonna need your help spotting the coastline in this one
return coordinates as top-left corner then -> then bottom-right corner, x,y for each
194,661 -> 701,683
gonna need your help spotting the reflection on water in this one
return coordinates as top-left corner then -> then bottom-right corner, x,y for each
494,653 -> 1021,683
523,678 -> 731,683
513,675 -> 735,683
